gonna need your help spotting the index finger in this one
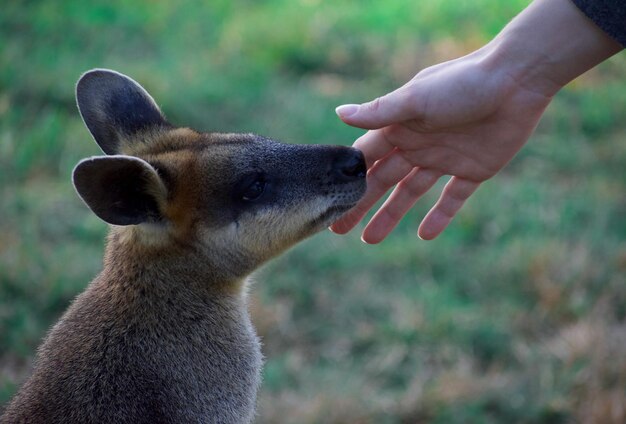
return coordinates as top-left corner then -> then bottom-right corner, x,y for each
352,129 -> 395,168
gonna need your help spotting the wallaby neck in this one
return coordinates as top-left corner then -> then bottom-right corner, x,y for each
83,227 -> 263,422
3,226 -> 263,423
103,226 -> 248,294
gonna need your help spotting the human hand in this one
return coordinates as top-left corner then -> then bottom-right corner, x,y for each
330,0 -> 621,243
330,54 -> 551,242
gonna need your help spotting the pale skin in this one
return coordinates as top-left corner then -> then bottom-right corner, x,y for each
330,0 -> 623,243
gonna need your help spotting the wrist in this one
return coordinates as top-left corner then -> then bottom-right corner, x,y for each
481,0 -> 622,98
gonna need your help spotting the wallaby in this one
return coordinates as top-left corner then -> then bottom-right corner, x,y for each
2,69 -> 366,423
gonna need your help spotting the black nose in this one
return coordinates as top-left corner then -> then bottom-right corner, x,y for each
332,148 -> 366,182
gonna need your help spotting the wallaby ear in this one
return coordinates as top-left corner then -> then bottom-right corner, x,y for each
76,69 -> 169,155
73,155 -> 167,226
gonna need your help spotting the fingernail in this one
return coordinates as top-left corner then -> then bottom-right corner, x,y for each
335,104 -> 359,118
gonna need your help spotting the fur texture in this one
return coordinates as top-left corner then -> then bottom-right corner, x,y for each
2,70 -> 365,423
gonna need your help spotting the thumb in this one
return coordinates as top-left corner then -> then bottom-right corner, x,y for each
335,85 -> 419,130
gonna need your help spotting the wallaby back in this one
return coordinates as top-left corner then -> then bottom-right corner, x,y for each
2,69 -> 366,423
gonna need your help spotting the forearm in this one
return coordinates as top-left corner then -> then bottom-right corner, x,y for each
483,0 -> 623,97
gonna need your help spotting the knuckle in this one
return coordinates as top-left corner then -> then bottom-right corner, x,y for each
367,168 -> 391,190
366,96 -> 384,114
441,195 -> 464,217
381,204 -> 404,222
403,83 -> 434,131
437,203 -> 457,219
402,178 -> 427,198
371,160 -> 411,188
397,169 -> 439,198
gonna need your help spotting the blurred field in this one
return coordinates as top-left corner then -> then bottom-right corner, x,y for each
2,0 -> 626,422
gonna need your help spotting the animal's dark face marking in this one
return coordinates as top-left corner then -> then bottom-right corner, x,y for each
213,135 -> 365,225
143,133 -> 366,270
73,70 -> 366,275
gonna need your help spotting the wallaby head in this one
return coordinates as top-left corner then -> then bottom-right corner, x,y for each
73,69 -> 366,278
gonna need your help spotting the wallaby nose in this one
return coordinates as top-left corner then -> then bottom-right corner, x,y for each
332,148 -> 366,182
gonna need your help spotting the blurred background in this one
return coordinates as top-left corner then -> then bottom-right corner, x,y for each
2,0 -> 626,422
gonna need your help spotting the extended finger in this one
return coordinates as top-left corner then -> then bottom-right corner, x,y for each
330,150 -> 414,234
353,123 -> 427,168
335,84 -> 420,130
361,168 -> 442,244
352,129 -> 395,168
418,177 -> 480,240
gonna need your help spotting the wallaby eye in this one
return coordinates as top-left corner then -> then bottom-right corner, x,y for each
237,172 -> 267,202
242,179 -> 266,201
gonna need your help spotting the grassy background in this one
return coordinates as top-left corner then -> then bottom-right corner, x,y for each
2,0 -> 626,422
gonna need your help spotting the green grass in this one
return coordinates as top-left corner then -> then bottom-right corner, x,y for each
2,0 -> 626,422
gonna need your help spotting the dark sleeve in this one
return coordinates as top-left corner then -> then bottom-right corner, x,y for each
571,0 -> 626,47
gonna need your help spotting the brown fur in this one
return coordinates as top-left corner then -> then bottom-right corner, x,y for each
2,69 -> 365,423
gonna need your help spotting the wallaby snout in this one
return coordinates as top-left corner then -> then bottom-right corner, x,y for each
332,148 -> 366,183
2,69 -> 366,424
